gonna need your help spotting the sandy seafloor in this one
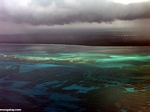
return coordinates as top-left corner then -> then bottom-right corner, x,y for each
0,44 -> 150,112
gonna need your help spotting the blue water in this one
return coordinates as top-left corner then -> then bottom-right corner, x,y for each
0,44 -> 150,112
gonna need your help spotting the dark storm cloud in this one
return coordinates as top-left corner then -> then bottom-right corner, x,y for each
0,0 -> 150,25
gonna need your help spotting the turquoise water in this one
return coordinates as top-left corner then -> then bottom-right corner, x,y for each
0,44 -> 150,112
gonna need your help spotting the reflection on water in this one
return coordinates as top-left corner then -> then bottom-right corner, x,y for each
0,44 -> 150,112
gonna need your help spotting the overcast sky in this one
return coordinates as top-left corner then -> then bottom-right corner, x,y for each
0,0 -> 150,34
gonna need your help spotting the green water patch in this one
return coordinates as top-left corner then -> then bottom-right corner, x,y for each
2,52 -> 150,68
63,84 -> 99,93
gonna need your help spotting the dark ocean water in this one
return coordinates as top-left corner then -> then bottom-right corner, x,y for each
0,44 -> 150,112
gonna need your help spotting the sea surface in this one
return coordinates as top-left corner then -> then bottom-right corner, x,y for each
0,44 -> 150,112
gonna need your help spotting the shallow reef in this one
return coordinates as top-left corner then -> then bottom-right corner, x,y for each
0,44 -> 150,112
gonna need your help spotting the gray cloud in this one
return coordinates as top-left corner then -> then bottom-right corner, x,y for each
0,0 -> 150,25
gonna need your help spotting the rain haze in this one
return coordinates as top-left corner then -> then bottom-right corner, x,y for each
0,0 -> 150,45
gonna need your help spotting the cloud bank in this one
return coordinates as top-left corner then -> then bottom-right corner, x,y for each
0,0 -> 150,25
